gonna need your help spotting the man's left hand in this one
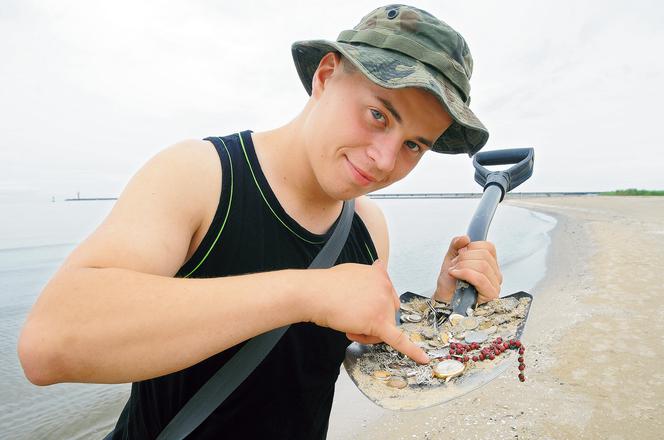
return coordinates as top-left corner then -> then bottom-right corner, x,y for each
433,235 -> 502,304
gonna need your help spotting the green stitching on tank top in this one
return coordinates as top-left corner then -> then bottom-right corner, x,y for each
363,241 -> 375,262
237,132 -> 325,245
183,137 -> 234,278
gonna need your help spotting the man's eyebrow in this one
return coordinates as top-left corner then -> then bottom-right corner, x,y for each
416,136 -> 433,148
376,96 -> 402,124
376,96 -> 433,148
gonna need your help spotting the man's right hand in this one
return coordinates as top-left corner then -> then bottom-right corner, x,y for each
306,259 -> 429,365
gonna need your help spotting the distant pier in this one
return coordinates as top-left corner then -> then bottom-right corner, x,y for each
368,192 -> 600,199
64,197 -> 118,201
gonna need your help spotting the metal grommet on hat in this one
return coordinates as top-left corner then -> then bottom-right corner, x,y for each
290,4 -> 490,156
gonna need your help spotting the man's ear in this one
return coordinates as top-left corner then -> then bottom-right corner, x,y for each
311,52 -> 342,99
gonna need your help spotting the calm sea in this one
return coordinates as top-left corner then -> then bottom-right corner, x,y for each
0,198 -> 555,439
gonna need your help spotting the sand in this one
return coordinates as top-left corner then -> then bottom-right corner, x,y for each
327,196 -> 664,440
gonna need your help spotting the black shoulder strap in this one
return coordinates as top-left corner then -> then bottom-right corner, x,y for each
156,199 -> 356,440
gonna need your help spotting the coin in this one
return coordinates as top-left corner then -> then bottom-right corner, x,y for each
432,360 -> 465,380
402,313 -> 422,323
464,330 -> 489,344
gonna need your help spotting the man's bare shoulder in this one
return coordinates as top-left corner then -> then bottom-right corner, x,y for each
151,138 -> 221,216
158,138 -> 221,184
59,138 -> 222,276
355,196 -> 389,261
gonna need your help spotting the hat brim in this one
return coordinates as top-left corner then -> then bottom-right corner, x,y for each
292,40 -> 489,156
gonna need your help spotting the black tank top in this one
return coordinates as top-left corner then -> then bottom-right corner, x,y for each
109,131 -> 378,439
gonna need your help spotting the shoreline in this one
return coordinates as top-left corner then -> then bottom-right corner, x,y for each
327,199 -> 559,439
329,196 -> 664,439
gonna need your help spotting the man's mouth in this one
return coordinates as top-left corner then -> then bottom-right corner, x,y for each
346,157 -> 377,186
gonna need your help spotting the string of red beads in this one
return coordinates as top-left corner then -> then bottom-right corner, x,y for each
443,337 -> 526,382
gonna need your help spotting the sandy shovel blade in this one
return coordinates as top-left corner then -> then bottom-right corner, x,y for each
343,291 -> 533,411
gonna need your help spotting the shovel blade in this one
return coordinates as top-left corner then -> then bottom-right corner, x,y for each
343,291 -> 533,411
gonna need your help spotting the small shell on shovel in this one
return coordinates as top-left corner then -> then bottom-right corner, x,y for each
483,325 -> 498,335
432,360 -> 465,382
409,332 -> 424,343
373,370 -> 392,381
387,377 -> 408,389
449,313 -> 464,326
460,316 -> 479,330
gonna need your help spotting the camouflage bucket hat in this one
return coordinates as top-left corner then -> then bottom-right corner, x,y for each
291,4 -> 489,156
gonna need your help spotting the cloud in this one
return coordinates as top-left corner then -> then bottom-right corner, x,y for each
1,0 -> 662,200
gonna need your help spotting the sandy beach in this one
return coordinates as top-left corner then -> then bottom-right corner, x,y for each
328,196 -> 664,440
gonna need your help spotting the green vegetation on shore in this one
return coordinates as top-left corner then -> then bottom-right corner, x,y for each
602,189 -> 664,196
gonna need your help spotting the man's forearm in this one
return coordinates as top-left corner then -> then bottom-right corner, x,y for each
18,266 -> 314,385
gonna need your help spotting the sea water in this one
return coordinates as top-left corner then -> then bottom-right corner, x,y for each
0,198 -> 555,439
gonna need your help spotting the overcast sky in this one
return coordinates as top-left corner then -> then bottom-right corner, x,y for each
1,0 -> 662,201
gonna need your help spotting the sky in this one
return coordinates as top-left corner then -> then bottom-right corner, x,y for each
1,0 -> 663,202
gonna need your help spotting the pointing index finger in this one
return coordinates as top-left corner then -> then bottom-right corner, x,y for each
380,324 -> 430,365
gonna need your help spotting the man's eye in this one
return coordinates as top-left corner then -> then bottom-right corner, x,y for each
405,141 -> 421,152
370,109 -> 386,123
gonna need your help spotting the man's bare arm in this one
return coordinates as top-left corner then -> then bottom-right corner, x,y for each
17,140 -> 313,385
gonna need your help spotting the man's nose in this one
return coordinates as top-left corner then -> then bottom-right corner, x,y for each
366,135 -> 400,174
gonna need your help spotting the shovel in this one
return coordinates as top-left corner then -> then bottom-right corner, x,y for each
344,147 -> 535,410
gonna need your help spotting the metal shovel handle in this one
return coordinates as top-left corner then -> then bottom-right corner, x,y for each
451,148 -> 535,315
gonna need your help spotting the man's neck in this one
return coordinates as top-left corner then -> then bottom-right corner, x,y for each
251,118 -> 344,235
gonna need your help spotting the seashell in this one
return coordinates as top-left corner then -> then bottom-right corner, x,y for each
427,339 -> 444,349
427,349 -> 449,358
373,370 -> 391,381
484,325 -> 498,335
496,298 -> 518,313
387,362 -> 403,370
422,328 -> 436,339
409,332 -> 424,343
451,325 -> 466,337
439,332 -> 450,345
387,377 -> 408,389
400,302 -> 415,312
449,313 -> 464,326
478,320 -> 495,330
474,307 -> 493,317
432,359 -> 465,381
464,330 -> 489,344
492,314 -> 510,325
434,301 -> 450,310
460,317 -> 479,330
405,369 -> 418,377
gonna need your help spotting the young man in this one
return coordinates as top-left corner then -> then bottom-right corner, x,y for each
18,4 -> 502,438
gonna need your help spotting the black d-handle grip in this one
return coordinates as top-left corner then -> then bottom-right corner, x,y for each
473,148 -> 534,200
451,147 -> 535,316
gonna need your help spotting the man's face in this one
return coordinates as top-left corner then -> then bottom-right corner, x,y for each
303,53 -> 454,200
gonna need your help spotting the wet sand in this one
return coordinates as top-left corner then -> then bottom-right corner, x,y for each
328,196 -> 664,440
